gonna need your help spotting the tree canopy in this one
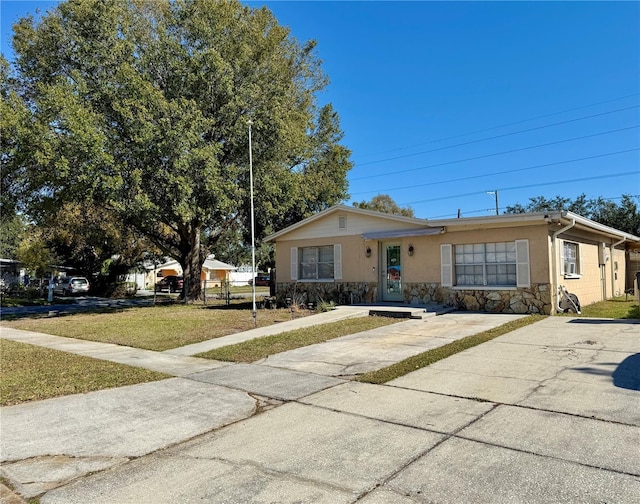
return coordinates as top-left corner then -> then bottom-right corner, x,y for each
505,194 -> 640,236
4,0 -> 352,299
353,194 -> 414,218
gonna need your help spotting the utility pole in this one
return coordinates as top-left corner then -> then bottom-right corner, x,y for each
487,190 -> 499,215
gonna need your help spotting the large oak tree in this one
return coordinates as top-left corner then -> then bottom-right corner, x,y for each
6,0 -> 352,299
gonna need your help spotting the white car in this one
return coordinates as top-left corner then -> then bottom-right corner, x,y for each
53,277 -> 90,296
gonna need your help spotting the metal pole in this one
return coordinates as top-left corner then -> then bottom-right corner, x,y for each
248,120 -> 257,327
487,190 -> 499,215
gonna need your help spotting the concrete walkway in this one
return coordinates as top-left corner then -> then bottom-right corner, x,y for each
1,313 -> 639,502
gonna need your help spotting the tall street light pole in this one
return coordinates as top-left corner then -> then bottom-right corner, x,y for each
248,119 -> 257,327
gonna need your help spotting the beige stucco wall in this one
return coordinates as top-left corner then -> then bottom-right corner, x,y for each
273,213 -> 635,314
276,235 -> 377,283
554,234 -> 628,307
612,246 -> 627,297
276,224 -> 553,285
398,225 -> 551,285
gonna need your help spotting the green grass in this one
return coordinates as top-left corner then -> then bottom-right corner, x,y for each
356,315 -> 546,384
565,297 -> 640,319
0,339 -> 169,406
0,296 -> 75,307
197,316 -> 399,362
1,303 -> 300,351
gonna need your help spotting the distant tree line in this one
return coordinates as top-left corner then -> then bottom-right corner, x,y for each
352,193 -> 639,237
504,194 -> 640,236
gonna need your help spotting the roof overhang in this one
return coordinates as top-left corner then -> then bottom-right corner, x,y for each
264,204 -> 431,242
362,227 -> 445,240
557,211 -> 640,242
430,211 -> 640,243
203,259 -> 236,271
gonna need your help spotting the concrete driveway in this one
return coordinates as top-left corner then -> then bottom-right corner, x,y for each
1,315 -> 638,503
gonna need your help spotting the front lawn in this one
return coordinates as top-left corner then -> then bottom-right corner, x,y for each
0,339 -> 169,406
567,297 -> 639,319
1,303 -> 301,351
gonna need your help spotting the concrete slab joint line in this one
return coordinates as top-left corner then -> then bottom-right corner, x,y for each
2,316 -> 639,502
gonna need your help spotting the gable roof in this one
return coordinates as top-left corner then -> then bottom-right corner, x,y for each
263,204 -> 433,242
155,257 -> 236,271
203,258 -> 236,271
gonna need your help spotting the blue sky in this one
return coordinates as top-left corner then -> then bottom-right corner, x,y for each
2,1 -> 638,219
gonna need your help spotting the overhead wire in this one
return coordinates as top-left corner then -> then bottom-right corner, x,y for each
350,148 -> 639,196
350,125 -> 639,181
399,171 -> 639,206
354,93 -> 640,160
352,104 -> 639,168
348,95 -> 639,214
427,194 -> 640,219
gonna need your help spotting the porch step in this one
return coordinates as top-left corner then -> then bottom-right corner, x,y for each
368,304 -> 454,320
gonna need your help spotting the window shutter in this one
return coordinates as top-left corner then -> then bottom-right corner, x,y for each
516,239 -> 530,288
333,244 -> 342,280
559,240 -> 566,275
290,247 -> 298,280
441,244 -> 453,287
577,243 -> 583,274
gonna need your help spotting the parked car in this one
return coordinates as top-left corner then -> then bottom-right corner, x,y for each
53,277 -> 90,296
248,274 -> 270,286
155,275 -> 184,293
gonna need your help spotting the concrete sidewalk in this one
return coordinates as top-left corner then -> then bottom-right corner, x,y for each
165,304 -> 374,356
1,315 -> 639,502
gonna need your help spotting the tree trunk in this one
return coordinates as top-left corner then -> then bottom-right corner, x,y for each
180,224 -> 203,302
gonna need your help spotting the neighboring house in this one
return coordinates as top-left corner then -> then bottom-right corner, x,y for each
264,204 -> 640,315
0,259 -> 24,288
149,256 -> 236,289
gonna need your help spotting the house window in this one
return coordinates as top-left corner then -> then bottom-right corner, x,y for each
300,246 -> 335,280
561,241 -> 581,277
291,245 -> 342,281
454,242 -> 517,286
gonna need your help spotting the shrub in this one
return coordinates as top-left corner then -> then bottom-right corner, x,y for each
317,299 -> 336,312
104,281 -> 138,298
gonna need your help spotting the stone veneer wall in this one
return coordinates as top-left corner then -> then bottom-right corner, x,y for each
404,283 -> 552,315
276,282 -> 378,306
276,281 -> 552,315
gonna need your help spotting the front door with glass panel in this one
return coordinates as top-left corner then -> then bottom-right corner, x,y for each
382,243 -> 403,301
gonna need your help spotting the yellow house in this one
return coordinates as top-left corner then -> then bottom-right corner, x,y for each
264,205 -> 640,315
152,256 -> 236,289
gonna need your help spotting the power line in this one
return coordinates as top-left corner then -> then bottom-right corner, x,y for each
353,105 -> 639,168
426,195 -> 640,220
350,148 -> 639,196
399,171 -> 639,206
354,93 -> 640,161
350,125 -> 639,181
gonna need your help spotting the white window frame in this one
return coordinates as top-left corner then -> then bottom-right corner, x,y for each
441,240 -> 530,289
560,240 -> 582,279
291,244 -> 342,281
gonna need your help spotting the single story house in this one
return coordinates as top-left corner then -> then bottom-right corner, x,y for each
147,256 -> 236,289
264,204 -> 640,315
